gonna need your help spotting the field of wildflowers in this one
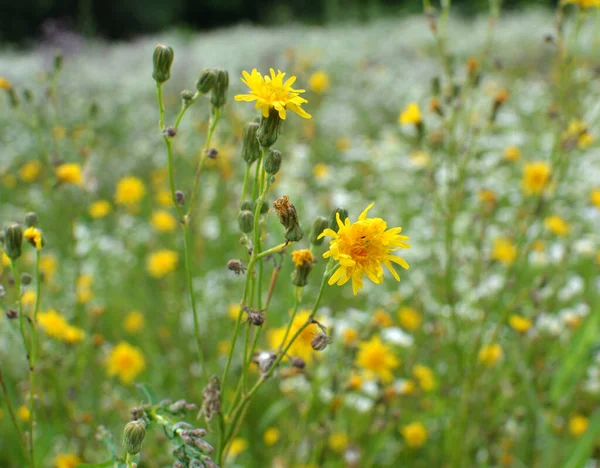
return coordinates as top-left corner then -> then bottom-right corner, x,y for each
1,2 -> 600,467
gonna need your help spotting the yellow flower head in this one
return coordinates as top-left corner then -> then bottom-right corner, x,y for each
76,274 -> 94,304
492,238 -> 517,266
399,103 -> 422,125
590,189 -> 600,209
115,176 -> 146,207
54,453 -> 83,468
355,335 -> 399,383
413,364 -> 435,392
147,249 -> 179,278
88,200 -> 112,219
227,437 -> 248,459
504,146 -> 521,161
521,161 -> 551,196
106,341 -> 146,384
38,309 -> 69,339
17,405 -> 30,422
313,162 -> 329,180
342,328 -> 358,347
151,210 -> 177,233
328,432 -> 349,453
372,309 -> 393,328
569,414 -> 589,436
478,344 -> 503,367
400,422 -> 428,448
56,163 -> 83,185
263,427 -> 280,446
308,70 -> 330,94
544,215 -> 569,237
156,188 -> 174,207
291,249 -> 313,267
398,306 -> 422,331
268,310 -> 320,363
319,203 -> 409,295
124,310 -> 145,334
24,227 -> 43,249
0,77 -> 12,89
20,160 -> 42,183
234,68 -> 311,119
509,314 -> 532,333
562,119 -> 594,149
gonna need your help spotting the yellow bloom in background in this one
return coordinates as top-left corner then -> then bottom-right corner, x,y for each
2,252 -> 10,267
88,200 -> 112,219
400,422 -> 428,448
54,453 -> 83,468
106,341 -> 146,384
521,161 -> 551,196
155,188 -> 173,207
308,70 -> 330,94
2,173 -> 17,188
372,309 -> 393,328
319,203 -> 410,295
124,310 -> 145,334
20,160 -> 42,183
398,306 -> 422,331
564,0 -> 600,8
562,119 -> 595,148
399,102 -> 422,125
76,274 -> 94,304
227,437 -> 248,459
413,365 -> 435,392
347,373 -> 363,390
147,250 -> 179,278
268,310 -> 320,363
313,163 -> 329,180
228,303 -> 241,321
328,432 -> 349,453
590,189 -> 600,209
478,189 -> 497,205
22,291 -> 36,307
0,76 -> 12,89
217,340 -> 231,356
52,126 -> 67,142
235,68 -> 311,119
342,328 -> 358,347
569,414 -> 589,436
56,163 -> 83,185
355,335 -> 399,383
335,137 -> 352,151
478,344 -> 503,367
40,254 -> 58,281
63,326 -> 85,344
504,145 -> 521,161
509,314 -> 532,333
151,210 -> 177,233
115,176 -> 146,207
492,238 -> 517,266
263,427 -> 280,446
399,380 -> 416,395
544,215 -> 569,236
38,309 -> 69,339
24,227 -> 43,249
17,405 -> 30,422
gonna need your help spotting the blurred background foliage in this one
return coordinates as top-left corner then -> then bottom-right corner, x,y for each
2,0 -> 557,43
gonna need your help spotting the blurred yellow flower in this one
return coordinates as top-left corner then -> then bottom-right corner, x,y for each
20,160 -> 42,183
478,189 -> 497,205
115,176 -> 146,207
235,68 -> 311,119
399,379 -> 416,395
521,161 -> 551,196
319,203 -> 410,295
155,188 -> 174,207
22,290 -> 36,307
227,437 -> 248,459
151,210 -> 177,233
409,150 -> 430,168
413,365 -> 435,392
76,274 -> 94,304
263,427 -> 280,446
56,163 -> 83,185
147,250 -> 179,278
509,314 -> 532,333
399,103 -> 422,125
342,328 -> 358,347
228,303 -> 241,321
355,335 -> 399,383
38,309 -> 84,344
569,414 -> 589,436
335,137 -> 352,151
2,173 -> 17,188
52,126 -> 67,142
348,373 -> 363,390
54,453 -> 83,468
88,200 -> 112,219
313,163 -> 329,180
0,76 -> 12,89
2,252 -> 10,267
17,405 -> 30,422
503,145 -> 521,161
268,310 -> 320,363
398,306 -> 422,331
63,325 -> 85,344
590,189 -> 600,209
372,309 -> 393,328
328,432 -> 349,453
401,422 -> 428,448
478,344 -> 503,367
562,119 -> 594,149
40,254 -> 58,281
308,70 -> 330,94
124,310 -> 145,334
544,215 -> 569,237
492,238 -> 517,265
106,341 -> 146,384
24,227 -> 43,249
217,340 -> 231,355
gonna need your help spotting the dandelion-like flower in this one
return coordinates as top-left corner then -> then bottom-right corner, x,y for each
147,249 -> 179,278
106,341 -> 146,384
234,68 -> 311,119
521,161 -> 551,196
355,335 -> 399,383
400,422 -> 428,448
318,203 -> 409,295
268,310 -> 320,364
24,226 -> 43,249
56,163 -> 83,185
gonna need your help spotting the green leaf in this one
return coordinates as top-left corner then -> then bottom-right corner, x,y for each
564,410 -> 600,468
135,382 -> 158,405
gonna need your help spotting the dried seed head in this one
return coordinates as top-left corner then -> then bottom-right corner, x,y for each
290,357 -> 306,369
20,273 -> 33,285
207,148 -> 218,159
123,419 -> 146,455
273,195 -> 303,242
254,351 -> 277,374
130,406 -> 146,421
175,190 -> 185,206
227,259 -> 246,275
311,332 -> 331,351
152,44 -> 174,84
6,308 -> 17,319
164,126 -> 177,138
201,375 -> 221,422
246,308 -> 265,326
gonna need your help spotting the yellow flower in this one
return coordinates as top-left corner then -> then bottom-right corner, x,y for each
56,163 -> 83,185
88,200 -> 112,219
313,163 -> 329,180
399,380 -> 416,395
20,160 -> 42,183
564,0 -> 600,8
372,309 -> 393,328
478,344 -> 503,367
355,335 -> 399,383
521,161 -> 551,196
54,453 -> 83,468
124,310 -> 145,334
413,365 -> 435,392
268,310 -> 320,363
217,340 -> 231,355
2,252 -> 10,267
22,291 -> 36,307
106,341 -> 146,385
562,119 -> 595,149
151,210 -> 177,233
63,326 -> 85,344
228,303 -> 241,321
17,405 -> 30,422
263,427 -> 280,446
397,307 -> 422,332
234,68 -> 311,119
400,422 -> 428,448
40,254 -> 58,281
147,250 -> 179,278
492,238 -> 517,266
52,126 -> 67,142
0,76 -> 12,89
335,137 -> 352,151
347,372 -> 363,390
38,309 -> 69,339
569,414 -> 589,436
155,188 -> 173,207
76,274 -> 94,304
328,432 -> 349,453
115,176 -> 146,207
227,437 -> 248,459
544,215 -> 569,237
24,227 -> 43,249
308,70 -> 330,94
399,103 -> 422,125
478,189 -> 497,205
342,328 -> 358,347
509,314 -> 532,333
319,203 -> 410,295
590,189 -> 600,209
291,249 -> 313,267
504,146 -> 521,161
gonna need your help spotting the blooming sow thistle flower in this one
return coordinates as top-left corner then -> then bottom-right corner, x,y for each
318,203 -> 409,295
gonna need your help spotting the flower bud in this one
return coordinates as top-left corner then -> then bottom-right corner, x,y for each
164,126 -> 177,138
6,308 -> 17,319
309,216 -> 329,246
259,201 -> 269,214
242,122 -> 261,165
227,259 -> 246,275
291,249 -> 314,287
264,149 -> 282,175
240,201 -> 253,211
247,308 -> 264,326
238,210 -> 254,233
175,190 -> 185,206
24,212 -> 38,228
273,196 -> 303,243
4,223 -> 23,260
152,44 -> 174,84
181,90 -> 195,106
20,273 -> 32,286
196,68 -> 218,94
257,108 -> 282,147
328,208 -> 348,232
311,332 -> 330,351
290,357 -> 306,369
123,420 -> 146,455
210,70 -> 229,108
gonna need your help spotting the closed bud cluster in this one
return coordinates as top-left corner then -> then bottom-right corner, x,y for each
328,208 -> 348,232
257,108 -> 282,147
152,44 -> 174,84
196,68 -> 218,94
242,122 -> 261,165
291,249 -> 314,287
311,332 -> 331,351
264,149 -> 282,175
238,210 -> 254,233
4,223 -> 23,260
20,273 -> 33,285
181,90 -> 195,107
123,419 -> 146,455
210,70 -> 229,108
24,212 -> 38,228
309,216 -> 329,246
273,196 -> 303,242
201,376 -> 221,422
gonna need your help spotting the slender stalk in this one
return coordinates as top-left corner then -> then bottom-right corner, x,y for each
125,453 -> 134,468
156,83 -> 165,130
0,365 -> 30,464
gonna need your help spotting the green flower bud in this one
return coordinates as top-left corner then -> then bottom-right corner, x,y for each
53,53 -> 63,73
152,44 -> 174,84
123,420 -> 146,455
4,223 -> 23,260
238,210 -> 254,233
309,216 -> 329,246
210,70 -> 229,108
196,68 -> 218,94
241,122 -> 260,165
240,201 -> 253,211
20,273 -> 33,286
328,208 -> 348,232
264,149 -> 282,175
259,201 -> 269,214
24,212 -> 38,228
285,224 -> 304,243
181,90 -> 195,107
257,109 -> 282,148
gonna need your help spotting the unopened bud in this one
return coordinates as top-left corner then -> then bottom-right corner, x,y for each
227,259 -> 246,275
207,148 -> 218,159
20,273 -> 32,285
247,308 -> 264,326
164,126 -> 177,138
24,212 -> 38,228
4,223 -> 23,260
309,216 -> 328,246
238,210 -> 254,233
273,196 -> 303,242
194,437 -> 215,454
175,190 -> 185,206
311,332 -> 330,351
264,149 -> 282,175
240,201 -> 253,211
242,122 -> 261,165
291,249 -> 314,287
196,68 -> 218,94
6,308 -> 17,319
152,44 -> 174,84
123,419 -> 146,455
328,208 -> 348,232
291,357 -> 306,369
181,90 -> 195,106
210,70 -> 229,108
257,109 -> 282,148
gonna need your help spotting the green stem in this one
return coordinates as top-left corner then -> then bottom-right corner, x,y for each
156,83 -> 165,130
10,261 -> 30,360
0,365 -> 30,464
125,452 -> 134,468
